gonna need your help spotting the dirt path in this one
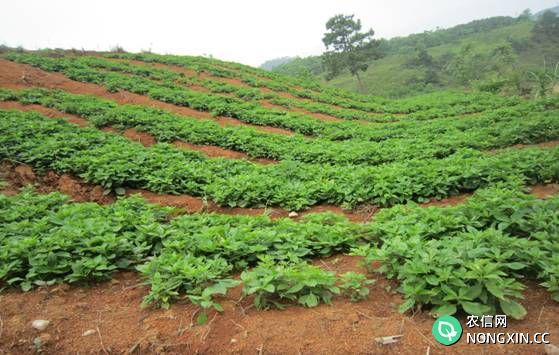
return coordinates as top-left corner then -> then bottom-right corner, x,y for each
488,140 -> 559,154
0,255 -> 556,354
0,58 -> 294,136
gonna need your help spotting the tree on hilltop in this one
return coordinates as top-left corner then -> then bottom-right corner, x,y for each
322,14 -> 381,92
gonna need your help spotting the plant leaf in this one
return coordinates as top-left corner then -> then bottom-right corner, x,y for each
499,299 -> 527,320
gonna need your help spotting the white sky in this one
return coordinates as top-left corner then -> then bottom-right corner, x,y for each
1,0 -> 557,66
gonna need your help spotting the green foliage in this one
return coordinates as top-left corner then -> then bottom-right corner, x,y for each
1,47 -> 558,323
4,88 -> 559,168
274,14 -> 559,98
338,272 -> 374,302
2,108 -> 559,210
0,188 -> 363,306
527,61 -> 559,98
0,189 -> 172,291
188,279 -> 241,324
356,185 -> 559,319
1,184 -> 558,317
137,253 -> 233,309
241,258 -> 340,309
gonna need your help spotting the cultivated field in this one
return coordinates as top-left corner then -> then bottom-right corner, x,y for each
0,50 -> 558,354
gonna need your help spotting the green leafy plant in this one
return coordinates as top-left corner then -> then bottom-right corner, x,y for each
187,279 -> 240,325
338,272 -> 374,302
358,186 -> 559,320
241,258 -> 339,309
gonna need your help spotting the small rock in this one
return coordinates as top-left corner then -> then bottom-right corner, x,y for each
82,329 -> 96,337
230,338 -> 238,344
375,335 -> 403,345
288,211 -> 299,217
31,320 -> 50,331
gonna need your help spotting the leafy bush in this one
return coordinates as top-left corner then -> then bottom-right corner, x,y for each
338,272 -> 374,302
137,253 -> 232,309
355,185 -> 559,319
241,259 -> 339,309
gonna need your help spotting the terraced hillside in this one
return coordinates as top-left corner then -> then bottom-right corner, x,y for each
0,50 -> 558,354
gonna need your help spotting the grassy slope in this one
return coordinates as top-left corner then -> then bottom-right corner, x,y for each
273,17 -> 559,97
326,21 -> 536,96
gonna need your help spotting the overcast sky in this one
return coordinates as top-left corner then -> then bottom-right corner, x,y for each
1,0 -> 557,66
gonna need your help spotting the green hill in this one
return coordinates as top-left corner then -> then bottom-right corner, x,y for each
272,13 -> 559,97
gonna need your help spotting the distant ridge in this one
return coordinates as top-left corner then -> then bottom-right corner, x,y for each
535,5 -> 559,17
259,56 -> 294,70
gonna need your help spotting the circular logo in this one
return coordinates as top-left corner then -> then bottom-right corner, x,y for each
432,315 -> 463,346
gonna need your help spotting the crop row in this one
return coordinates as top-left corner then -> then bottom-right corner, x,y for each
0,188 -> 368,312
73,56 -> 393,123
1,184 -> 557,317
97,55 -> 527,121
104,52 -> 389,113
166,50 -> 388,107
2,88 -> 559,167
105,52 -> 523,115
7,52 -> 374,136
7,52 -> 559,144
2,109 -> 559,210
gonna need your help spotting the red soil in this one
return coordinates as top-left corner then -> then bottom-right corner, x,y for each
122,127 -> 158,146
489,140 -> 559,154
259,85 -> 299,100
420,193 -> 471,207
0,255 -> 556,354
0,58 -> 294,136
4,159 -> 558,225
2,162 -> 558,354
121,128 -> 277,164
1,162 -> 115,205
125,58 -> 248,88
172,140 -> 276,164
512,140 -> 559,149
530,184 -> 559,199
3,54 -> 559,355
187,84 -> 212,93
